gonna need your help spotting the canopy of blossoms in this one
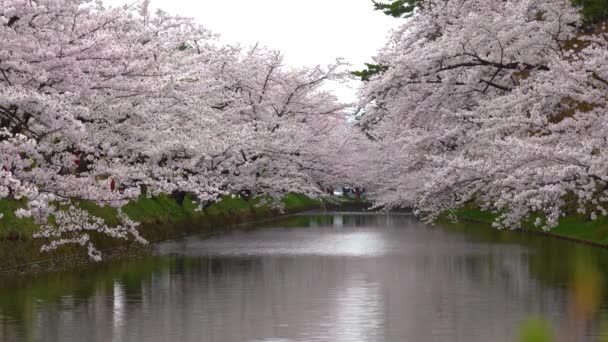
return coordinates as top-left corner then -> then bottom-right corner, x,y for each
2,0 -> 607,259
0,0 -> 352,259
353,0 -> 608,230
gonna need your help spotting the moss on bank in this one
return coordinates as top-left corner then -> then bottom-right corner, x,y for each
0,193 -> 328,272
447,206 -> 608,247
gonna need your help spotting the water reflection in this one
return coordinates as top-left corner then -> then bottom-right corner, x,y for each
2,214 -> 608,341
333,214 -> 343,228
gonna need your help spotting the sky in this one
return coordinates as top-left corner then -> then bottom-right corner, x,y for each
103,0 -> 401,103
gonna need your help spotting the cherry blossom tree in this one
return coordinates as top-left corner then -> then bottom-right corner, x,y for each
0,0 -> 349,259
355,0 -> 608,230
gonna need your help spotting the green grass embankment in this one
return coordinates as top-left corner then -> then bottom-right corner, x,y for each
448,205 -> 608,247
0,193 -> 324,273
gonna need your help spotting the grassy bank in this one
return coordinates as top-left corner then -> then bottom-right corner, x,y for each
448,206 -> 608,247
0,193 -> 330,274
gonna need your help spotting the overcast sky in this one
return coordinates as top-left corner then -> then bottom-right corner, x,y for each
104,0 -> 400,103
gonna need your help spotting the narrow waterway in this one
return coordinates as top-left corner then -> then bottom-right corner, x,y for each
1,213 -> 607,341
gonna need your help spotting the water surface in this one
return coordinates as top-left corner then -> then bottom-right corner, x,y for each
1,213 -> 607,341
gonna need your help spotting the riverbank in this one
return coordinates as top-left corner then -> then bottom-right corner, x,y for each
0,194 -> 368,276
447,206 -> 608,248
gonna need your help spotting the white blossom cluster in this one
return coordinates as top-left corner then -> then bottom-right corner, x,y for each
33,206 -> 144,261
